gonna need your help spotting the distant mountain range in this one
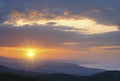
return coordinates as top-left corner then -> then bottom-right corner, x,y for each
0,57 -> 120,81
0,64 -> 120,81
0,65 -> 45,76
0,57 -> 104,76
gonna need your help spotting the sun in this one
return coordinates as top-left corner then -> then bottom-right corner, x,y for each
28,51 -> 34,57
27,49 -> 36,58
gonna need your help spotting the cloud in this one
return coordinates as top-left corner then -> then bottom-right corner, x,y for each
0,0 -> 120,28
0,0 -> 120,51
0,25 -> 83,48
97,46 -> 120,50
0,25 -> 120,51
2,10 -> 118,34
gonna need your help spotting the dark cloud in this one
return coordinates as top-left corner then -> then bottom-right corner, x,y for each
0,0 -> 120,50
0,0 -> 120,27
0,25 -> 120,50
46,22 -> 57,25
0,25 -> 84,48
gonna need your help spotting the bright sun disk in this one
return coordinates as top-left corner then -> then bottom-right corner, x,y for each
28,51 -> 34,57
27,49 -> 35,58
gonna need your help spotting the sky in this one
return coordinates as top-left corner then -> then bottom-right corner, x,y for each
0,0 -> 120,70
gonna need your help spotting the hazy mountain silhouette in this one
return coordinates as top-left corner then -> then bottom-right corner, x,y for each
28,62 -> 104,76
0,65 -> 35,81
0,64 -> 120,81
0,57 -> 104,76
0,64 -> 16,73
0,64 -> 45,76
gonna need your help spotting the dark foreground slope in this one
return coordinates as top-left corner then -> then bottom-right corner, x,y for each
0,73 -> 35,81
0,69 -> 120,81
88,71 -> 120,81
0,65 -> 37,81
36,71 -> 120,81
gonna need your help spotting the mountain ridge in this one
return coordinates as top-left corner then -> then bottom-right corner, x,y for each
0,63 -> 120,81
0,57 -> 104,76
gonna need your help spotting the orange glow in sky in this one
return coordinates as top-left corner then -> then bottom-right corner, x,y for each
0,46 -> 67,59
